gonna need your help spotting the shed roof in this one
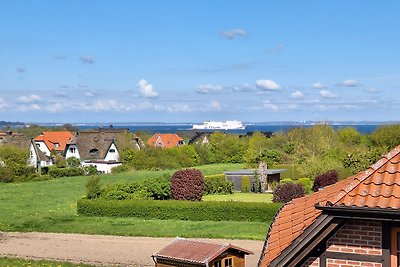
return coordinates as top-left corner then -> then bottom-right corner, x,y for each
259,145 -> 400,267
153,238 -> 253,265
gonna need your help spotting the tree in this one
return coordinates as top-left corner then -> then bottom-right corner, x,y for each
312,170 -> 338,192
170,169 -> 205,201
368,124 -> 400,150
244,132 -> 269,166
273,182 -> 305,203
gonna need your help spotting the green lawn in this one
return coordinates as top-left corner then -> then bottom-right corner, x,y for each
203,193 -> 273,203
0,163 -> 269,240
0,257 -> 94,267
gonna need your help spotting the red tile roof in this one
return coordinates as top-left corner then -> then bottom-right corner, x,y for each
259,145 -> 400,267
34,131 -> 73,152
153,238 -> 253,265
147,133 -> 183,148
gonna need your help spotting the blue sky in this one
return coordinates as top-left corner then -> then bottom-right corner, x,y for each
1,1 -> 399,123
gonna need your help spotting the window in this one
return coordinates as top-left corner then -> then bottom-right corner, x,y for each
54,143 -> 59,149
89,148 -> 99,155
214,260 -> 222,267
70,148 -> 76,153
391,227 -> 400,267
224,258 -> 232,267
109,149 -> 115,153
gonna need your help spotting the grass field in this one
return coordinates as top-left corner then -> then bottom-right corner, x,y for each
0,163 -> 269,240
0,257 -> 94,267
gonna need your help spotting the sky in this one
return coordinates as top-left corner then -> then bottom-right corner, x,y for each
1,1 -> 399,123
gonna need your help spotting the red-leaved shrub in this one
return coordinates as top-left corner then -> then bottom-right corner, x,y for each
312,170 -> 338,192
272,182 -> 305,203
171,169 -> 205,201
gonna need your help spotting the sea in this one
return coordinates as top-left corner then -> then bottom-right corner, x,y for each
74,122 -> 394,135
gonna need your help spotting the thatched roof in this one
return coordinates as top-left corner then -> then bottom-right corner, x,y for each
67,130 -> 141,160
0,132 -> 31,150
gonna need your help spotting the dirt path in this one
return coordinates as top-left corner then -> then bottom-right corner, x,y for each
0,232 -> 263,266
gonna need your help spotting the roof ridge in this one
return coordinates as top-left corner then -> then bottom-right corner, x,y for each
331,145 -> 400,205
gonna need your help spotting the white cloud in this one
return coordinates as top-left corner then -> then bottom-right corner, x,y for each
337,79 -> 359,87
263,100 -> 279,111
230,84 -> 254,92
85,90 -> 97,97
221,29 -> 248,39
319,90 -> 339,99
54,91 -> 68,98
255,80 -> 281,91
196,84 -> 224,94
18,104 -> 41,111
17,95 -> 41,103
137,79 -> 159,98
291,90 -> 304,99
46,102 -> 65,113
311,82 -> 326,89
209,100 -> 222,111
364,88 -> 381,94
0,98 -> 8,109
80,56 -> 95,64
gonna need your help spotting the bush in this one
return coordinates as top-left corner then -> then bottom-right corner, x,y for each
86,176 -> 101,199
296,178 -> 313,194
312,170 -> 338,192
280,178 -> 293,184
241,175 -> 250,193
77,198 -> 283,222
171,169 -> 205,201
101,176 -> 171,201
204,174 -> 233,195
273,182 -> 305,203
111,164 -> 132,174
48,167 -> 84,178
67,157 -> 81,168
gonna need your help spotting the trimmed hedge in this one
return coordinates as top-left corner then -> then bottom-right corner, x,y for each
77,198 -> 282,222
48,167 -> 84,178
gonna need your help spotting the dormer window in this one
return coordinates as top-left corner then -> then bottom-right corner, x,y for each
54,143 -> 59,149
89,148 -> 99,156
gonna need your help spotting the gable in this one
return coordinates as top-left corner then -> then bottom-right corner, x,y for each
259,145 -> 400,267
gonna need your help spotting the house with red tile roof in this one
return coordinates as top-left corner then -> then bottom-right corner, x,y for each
147,133 -> 184,148
34,131 -> 73,156
152,238 -> 253,267
258,145 -> 400,267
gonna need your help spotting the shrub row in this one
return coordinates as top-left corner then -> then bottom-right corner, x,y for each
48,167 -> 84,178
77,198 -> 282,222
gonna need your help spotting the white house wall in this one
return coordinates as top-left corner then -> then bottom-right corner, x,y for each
28,143 -> 38,167
104,143 -> 119,162
65,144 -> 80,159
81,161 -> 121,174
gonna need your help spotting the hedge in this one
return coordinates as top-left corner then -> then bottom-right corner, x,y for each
77,198 -> 282,222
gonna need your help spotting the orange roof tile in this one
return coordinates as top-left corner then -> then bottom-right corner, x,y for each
153,238 -> 253,265
259,145 -> 400,267
147,133 -> 183,148
34,131 -> 73,152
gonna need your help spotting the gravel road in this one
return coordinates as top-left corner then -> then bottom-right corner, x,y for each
0,232 -> 263,266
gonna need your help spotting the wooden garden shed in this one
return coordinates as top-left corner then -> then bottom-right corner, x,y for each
152,238 -> 253,267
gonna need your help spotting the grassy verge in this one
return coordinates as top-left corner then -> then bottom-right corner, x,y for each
0,257 -> 94,267
0,163 -> 269,240
202,193 -> 273,203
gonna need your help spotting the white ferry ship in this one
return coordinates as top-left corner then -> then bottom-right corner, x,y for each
192,120 -> 246,130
